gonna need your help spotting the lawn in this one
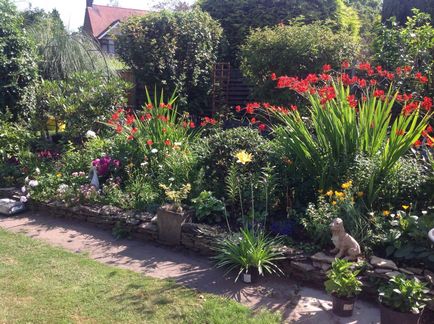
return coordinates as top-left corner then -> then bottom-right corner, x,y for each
0,229 -> 280,324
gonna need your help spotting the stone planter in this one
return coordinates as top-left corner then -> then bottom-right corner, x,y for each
332,294 -> 356,317
157,205 -> 191,246
380,304 -> 422,324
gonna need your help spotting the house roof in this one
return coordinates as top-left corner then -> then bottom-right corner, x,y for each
84,4 -> 148,39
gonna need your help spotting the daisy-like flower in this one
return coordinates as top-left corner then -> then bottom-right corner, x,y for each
235,150 -> 253,165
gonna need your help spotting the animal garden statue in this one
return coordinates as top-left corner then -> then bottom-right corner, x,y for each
330,218 -> 361,261
89,165 -> 100,190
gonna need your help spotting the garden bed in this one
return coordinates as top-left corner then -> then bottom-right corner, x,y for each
20,198 -> 434,309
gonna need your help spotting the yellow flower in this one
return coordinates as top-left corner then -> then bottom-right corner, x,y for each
56,172 -> 62,177
235,150 -> 253,165
383,210 -> 391,217
341,180 -> 352,190
334,191 -> 345,198
331,201 -> 337,206
357,191 -> 364,198
326,190 -> 334,197
318,189 -> 323,194
402,205 -> 410,210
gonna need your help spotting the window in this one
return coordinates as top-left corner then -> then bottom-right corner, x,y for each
100,38 -> 116,55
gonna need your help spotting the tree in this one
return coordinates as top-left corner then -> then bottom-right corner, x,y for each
153,0 -> 192,11
382,0 -> 434,25
117,9 -> 222,114
197,0 -> 359,65
0,0 -> 38,119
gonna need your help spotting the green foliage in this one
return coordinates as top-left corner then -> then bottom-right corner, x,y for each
192,191 -> 225,223
324,259 -> 363,298
0,0 -> 38,119
32,72 -> 128,138
343,0 -> 382,42
374,10 -> 434,81
198,0 -> 347,64
195,127 -> 271,198
240,22 -> 359,103
336,0 -> 361,39
117,9 -> 222,114
378,274 -> 430,314
382,0 -> 434,25
213,227 -> 284,282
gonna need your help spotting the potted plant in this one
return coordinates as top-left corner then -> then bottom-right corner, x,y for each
378,274 -> 430,324
324,258 -> 362,317
157,183 -> 192,245
213,227 -> 283,283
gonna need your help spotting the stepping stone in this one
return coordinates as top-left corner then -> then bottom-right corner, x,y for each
370,256 -> 398,270
311,252 -> 336,264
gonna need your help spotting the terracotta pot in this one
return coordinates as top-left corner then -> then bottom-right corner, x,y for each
380,304 -> 422,324
156,206 -> 190,246
332,294 -> 356,317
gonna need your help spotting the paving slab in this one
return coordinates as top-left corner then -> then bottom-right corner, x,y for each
0,212 -> 380,323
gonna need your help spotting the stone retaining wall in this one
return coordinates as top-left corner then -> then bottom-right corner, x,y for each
24,200 -> 434,308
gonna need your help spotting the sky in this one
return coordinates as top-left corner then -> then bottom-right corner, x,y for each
13,0 -> 195,31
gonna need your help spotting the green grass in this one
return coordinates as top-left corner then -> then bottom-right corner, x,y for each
0,229 -> 280,324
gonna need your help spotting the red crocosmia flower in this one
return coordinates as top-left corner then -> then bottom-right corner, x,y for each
373,89 -> 384,98
209,118 -> 217,125
271,73 -> 277,80
140,115 -> 145,121
395,129 -> 405,136
427,138 -> 434,147
111,112 -> 120,121
145,113 -> 152,120
250,117 -> 257,124
162,128 -> 167,133
164,139 -> 171,146
182,121 -> 187,128
321,73 -> 332,81
146,103 -> 153,110
396,67 -> 402,75
341,61 -> 350,69
415,72 -> 429,84
386,72 -> 395,80
362,95 -> 367,102
376,66 -> 383,72
127,135 -> 134,141
403,66 -> 412,73
126,114 -> 135,125
189,121 -> 195,129
347,95 -> 357,108
116,124 -> 122,133
413,139 -> 422,148
146,140 -> 153,146
421,97 -> 433,111
159,103 -> 165,108
402,102 -> 419,116
290,105 -> 298,111
200,121 -> 206,127
235,105 -> 242,112
258,123 -> 267,132
117,107 -> 124,113
426,125 -> 433,133
167,104 -> 172,110
131,127 -> 138,134
306,74 -> 319,84
358,62 -> 372,72
358,79 -> 367,88
322,64 -> 332,73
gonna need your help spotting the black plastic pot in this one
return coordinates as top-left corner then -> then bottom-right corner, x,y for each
332,294 -> 356,317
380,304 -> 422,324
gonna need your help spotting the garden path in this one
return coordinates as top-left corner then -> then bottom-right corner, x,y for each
0,212 -> 380,323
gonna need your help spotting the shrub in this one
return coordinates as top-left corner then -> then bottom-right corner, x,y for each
382,0 -> 434,25
213,227 -> 284,282
194,127 -> 272,198
325,259 -> 363,298
0,0 -> 38,119
117,9 -> 222,114
239,21 -> 359,103
32,72 -> 129,138
192,191 -> 225,223
378,274 -> 430,314
198,0 -> 358,64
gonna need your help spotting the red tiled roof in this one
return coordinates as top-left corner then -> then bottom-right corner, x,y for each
84,4 -> 148,39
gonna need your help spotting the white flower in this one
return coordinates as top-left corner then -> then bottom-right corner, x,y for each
35,167 -> 41,175
140,162 -> 148,167
151,148 -> 158,154
20,196 -> 28,203
409,215 -> 419,222
168,177 -> 175,182
390,213 -> 396,218
25,176 -> 29,183
422,211 -> 428,215
21,186 -> 26,193
79,171 -> 86,177
85,130 -> 97,138
72,172 -> 78,177
390,220 -> 399,226
174,142 -> 182,146
28,180 -> 39,187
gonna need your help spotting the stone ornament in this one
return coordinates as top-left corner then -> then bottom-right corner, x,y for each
89,165 -> 100,190
330,218 -> 361,261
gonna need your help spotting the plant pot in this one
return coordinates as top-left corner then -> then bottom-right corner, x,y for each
332,294 -> 356,317
156,205 -> 191,246
380,304 -> 422,324
242,268 -> 260,284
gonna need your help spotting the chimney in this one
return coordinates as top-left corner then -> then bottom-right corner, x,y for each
86,0 -> 93,7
